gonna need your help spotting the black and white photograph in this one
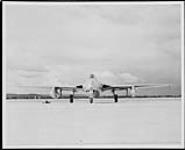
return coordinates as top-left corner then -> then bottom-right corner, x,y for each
3,1 -> 184,148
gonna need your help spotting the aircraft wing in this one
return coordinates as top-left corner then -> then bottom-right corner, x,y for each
56,85 -> 84,92
17,85 -> 83,92
101,84 -> 169,91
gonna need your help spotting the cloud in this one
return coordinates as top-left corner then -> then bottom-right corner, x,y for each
96,71 -> 115,79
4,3 -> 181,94
93,70 -> 141,84
119,73 -> 141,83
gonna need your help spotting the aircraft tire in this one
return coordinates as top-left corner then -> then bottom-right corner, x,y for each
70,94 -> 74,103
114,94 -> 118,103
43,100 -> 50,104
90,98 -> 93,104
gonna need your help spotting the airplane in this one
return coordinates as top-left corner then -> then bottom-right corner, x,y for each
18,73 -> 169,103
43,73 -> 168,103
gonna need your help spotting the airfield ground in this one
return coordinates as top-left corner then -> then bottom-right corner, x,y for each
4,98 -> 182,148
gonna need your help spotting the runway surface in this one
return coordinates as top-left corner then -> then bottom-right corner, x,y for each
4,98 -> 182,147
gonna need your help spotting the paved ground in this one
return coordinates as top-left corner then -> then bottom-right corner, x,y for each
4,98 -> 182,147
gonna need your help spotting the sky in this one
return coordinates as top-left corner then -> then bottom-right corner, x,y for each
4,2 -> 182,95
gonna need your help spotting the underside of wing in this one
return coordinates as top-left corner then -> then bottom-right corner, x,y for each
17,84 -> 83,92
54,85 -> 83,92
102,84 -> 169,91
134,84 -> 170,88
101,84 -> 132,91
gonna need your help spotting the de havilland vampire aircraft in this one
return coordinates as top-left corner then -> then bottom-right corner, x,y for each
20,74 -> 169,103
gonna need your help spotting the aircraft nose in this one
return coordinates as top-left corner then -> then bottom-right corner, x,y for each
90,74 -> 94,78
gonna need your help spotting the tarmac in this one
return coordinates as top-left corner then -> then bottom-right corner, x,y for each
4,97 -> 182,148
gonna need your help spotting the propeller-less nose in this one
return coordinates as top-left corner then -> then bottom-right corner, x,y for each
90,74 -> 95,78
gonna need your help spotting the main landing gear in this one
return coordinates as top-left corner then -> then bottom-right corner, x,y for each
90,97 -> 93,104
69,89 -> 76,103
112,89 -> 118,103
43,100 -> 51,104
69,94 -> 74,103
114,94 -> 118,103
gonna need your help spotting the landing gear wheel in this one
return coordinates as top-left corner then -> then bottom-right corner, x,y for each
69,94 -> 74,103
90,98 -> 93,104
43,100 -> 50,104
114,94 -> 118,103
